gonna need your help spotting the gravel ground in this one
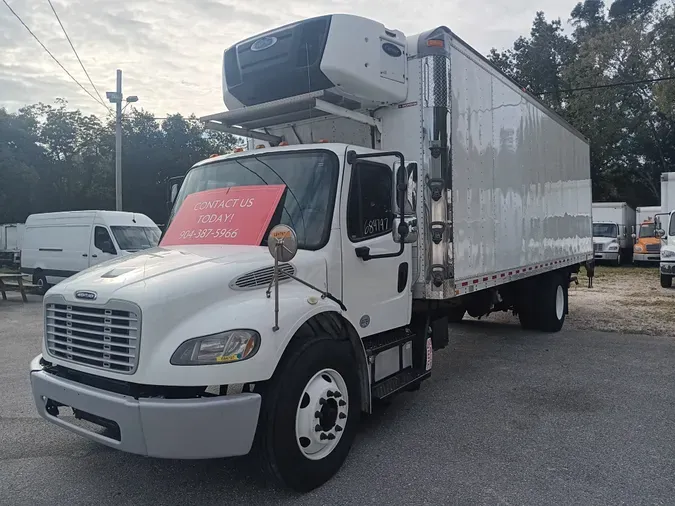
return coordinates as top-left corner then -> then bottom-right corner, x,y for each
477,265 -> 675,336
2,293 -> 675,505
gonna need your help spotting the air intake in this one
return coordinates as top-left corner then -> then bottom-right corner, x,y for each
230,264 -> 296,290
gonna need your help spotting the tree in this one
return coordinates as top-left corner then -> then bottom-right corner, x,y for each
0,101 -> 236,225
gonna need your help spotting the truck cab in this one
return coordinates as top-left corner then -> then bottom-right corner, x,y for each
592,221 -> 622,265
633,219 -> 661,264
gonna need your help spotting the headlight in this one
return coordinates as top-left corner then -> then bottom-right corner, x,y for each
170,329 -> 260,365
607,242 -> 619,250
634,245 -> 644,252
662,249 -> 675,259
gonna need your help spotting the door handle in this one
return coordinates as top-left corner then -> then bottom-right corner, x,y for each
82,254 -> 88,257
91,254 -> 98,258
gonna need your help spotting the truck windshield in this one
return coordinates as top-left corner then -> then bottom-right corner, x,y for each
111,226 -> 161,251
592,223 -> 618,238
639,223 -> 655,238
168,151 -> 339,250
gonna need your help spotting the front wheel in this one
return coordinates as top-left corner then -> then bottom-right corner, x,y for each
254,337 -> 361,492
661,274 -> 673,289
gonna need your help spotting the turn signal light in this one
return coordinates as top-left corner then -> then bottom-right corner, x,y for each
278,141 -> 289,146
233,147 -> 245,153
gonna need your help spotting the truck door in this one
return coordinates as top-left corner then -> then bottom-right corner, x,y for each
89,226 -> 118,267
340,154 -> 413,336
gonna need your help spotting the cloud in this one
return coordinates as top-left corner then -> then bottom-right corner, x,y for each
0,0 -> 581,117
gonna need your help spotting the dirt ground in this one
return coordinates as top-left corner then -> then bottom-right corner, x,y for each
479,265 -> 675,336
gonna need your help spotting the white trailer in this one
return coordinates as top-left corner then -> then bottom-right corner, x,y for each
29,14 -> 593,492
592,202 -> 636,265
0,223 -> 25,267
662,172 -> 675,214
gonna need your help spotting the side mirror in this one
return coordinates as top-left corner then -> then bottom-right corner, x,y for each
166,175 -> 185,213
656,229 -> 666,238
102,241 -> 117,255
393,162 -> 418,244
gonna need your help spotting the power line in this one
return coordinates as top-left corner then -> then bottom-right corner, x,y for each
2,0 -> 108,110
537,76 -> 675,95
46,0 -> 110,111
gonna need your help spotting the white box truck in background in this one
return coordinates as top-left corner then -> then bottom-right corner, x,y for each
21,211 -> 160,294
662,172 -> 675,214
592,202 -> 636,265
29,14 -> 593,491
0,223 -> 25,267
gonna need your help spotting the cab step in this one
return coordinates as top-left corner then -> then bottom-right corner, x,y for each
372,367 -> 431,401
363,327 -> 415,356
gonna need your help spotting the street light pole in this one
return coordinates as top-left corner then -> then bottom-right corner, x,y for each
106,70 -> 138,212
115,69 -> 122,211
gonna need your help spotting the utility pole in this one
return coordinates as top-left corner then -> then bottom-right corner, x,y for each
106,70 -> 138,212
115,69 -> 122,211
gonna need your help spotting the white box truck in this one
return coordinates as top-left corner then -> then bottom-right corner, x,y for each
592,202 -> 636,265
29,14 -> 593,492
21,211 -> 160,294
662,172 -> 675,214
0,223 -> 24,267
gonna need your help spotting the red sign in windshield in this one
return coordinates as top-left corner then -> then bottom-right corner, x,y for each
160,185 -> 285,247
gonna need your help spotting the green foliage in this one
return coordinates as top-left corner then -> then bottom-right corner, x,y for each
0,102 -> 237,224
489,0 -> 675,207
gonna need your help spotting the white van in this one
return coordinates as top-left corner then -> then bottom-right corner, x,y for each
21,211 -> 160,294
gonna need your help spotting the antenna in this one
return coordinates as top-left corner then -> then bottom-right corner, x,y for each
305,43 -> 315,143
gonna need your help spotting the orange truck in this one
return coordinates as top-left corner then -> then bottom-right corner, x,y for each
633,206 -> 661,264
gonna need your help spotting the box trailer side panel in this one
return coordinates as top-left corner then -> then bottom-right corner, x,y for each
449,42 -> 592,283
662,172 -> 675,213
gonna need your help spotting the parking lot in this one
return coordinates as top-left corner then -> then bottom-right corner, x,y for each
1,267 -> 674,505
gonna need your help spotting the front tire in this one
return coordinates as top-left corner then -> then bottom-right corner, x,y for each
255,336 -> 361,492
661,274 -> 673,289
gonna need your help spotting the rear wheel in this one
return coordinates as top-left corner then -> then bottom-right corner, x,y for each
538,274 -> 567,332
661,274 -> 673,289
254,336 -> 361,492
448,306 -> 465,323
34,271 -> 48,295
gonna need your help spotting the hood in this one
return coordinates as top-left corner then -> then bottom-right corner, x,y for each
50,245 -> 297,303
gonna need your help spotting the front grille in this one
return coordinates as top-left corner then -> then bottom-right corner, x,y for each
45,299 -> 141,374
593,243 -> 603,252
646,243 -> 661,253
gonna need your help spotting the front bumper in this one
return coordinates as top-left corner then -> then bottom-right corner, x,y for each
30,355 -> 261,459
594,251 -> 619,261
660,261 -> 675,276
634,253 -> 660,262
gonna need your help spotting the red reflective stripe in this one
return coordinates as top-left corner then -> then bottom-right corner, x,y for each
461,281 -> 468,286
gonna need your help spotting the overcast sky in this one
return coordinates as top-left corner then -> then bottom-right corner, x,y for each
1,0 -> 581,118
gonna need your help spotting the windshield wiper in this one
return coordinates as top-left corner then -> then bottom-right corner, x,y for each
233,158 -> 300,237
251,155 -> 308,241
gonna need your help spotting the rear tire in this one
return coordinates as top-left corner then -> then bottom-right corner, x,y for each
34,271 -> 48,295
254,336 -> 361,492
538,274 -> 567,332
661,274 -> 673,289
448,306 -> 465,323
